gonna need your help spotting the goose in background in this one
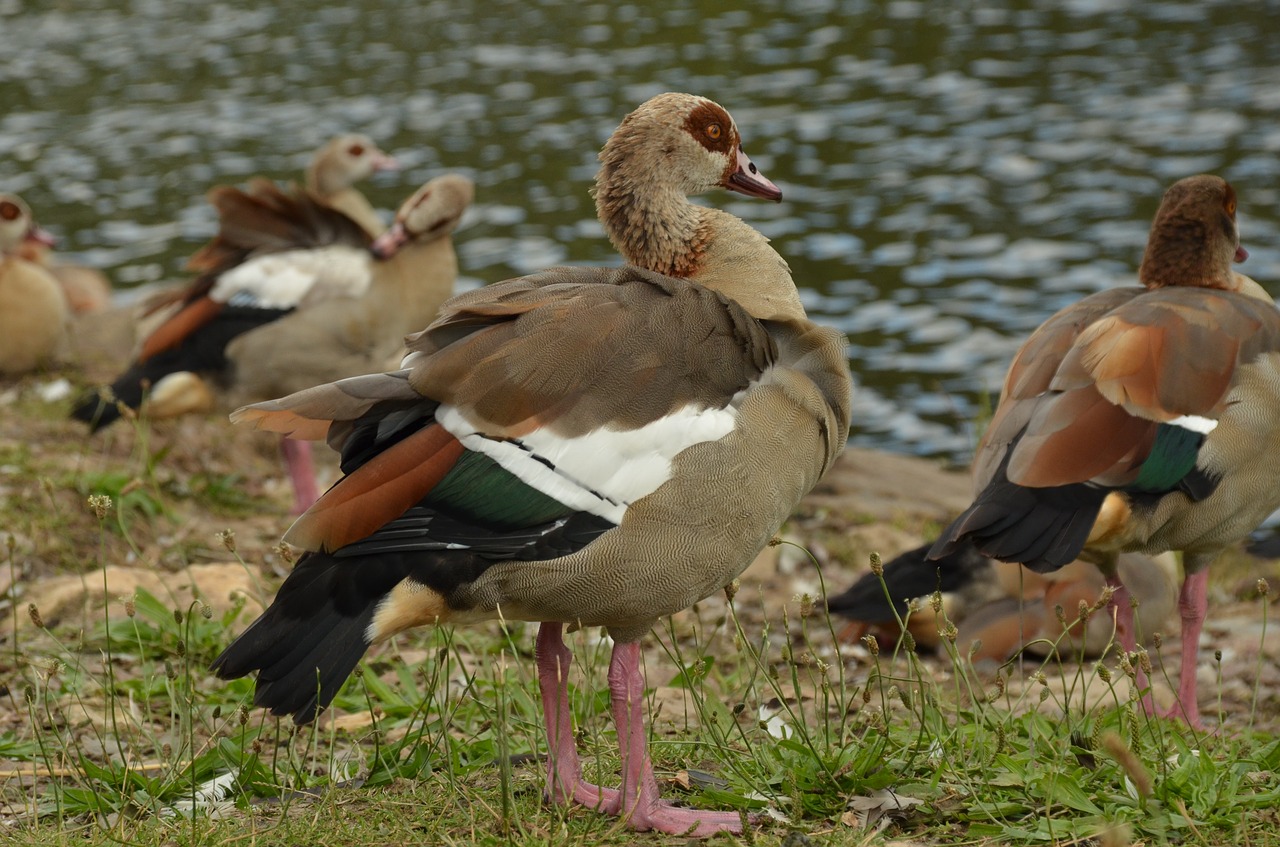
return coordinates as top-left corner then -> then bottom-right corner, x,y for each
0,194 -> 69,374
72,174 -> 473,513
931,175 -> 1280,729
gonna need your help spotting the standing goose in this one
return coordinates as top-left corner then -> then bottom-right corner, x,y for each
0,194 -> 68,374
212,93 -> 853,835
71,174 -> 473,512
930,175 -> 1280,728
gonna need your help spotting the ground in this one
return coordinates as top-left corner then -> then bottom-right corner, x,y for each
1,306 -> 1279,845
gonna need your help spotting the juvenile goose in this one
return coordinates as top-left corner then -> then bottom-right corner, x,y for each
72,174 -> 473,511
0,194 -> 69,374
930,175 -> 1280,728
212,93 -> 853,835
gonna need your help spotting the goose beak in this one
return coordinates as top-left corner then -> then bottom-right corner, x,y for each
1235,245 -> 1249,263
25,224 -> 56,248
371,222 -> 410,259
371,151 -> 400,173
725,146 -> 782,202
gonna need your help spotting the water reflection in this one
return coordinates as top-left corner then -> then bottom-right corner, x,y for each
3,0 -> 1280,461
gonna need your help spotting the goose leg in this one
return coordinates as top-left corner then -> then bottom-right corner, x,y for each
1105,573 -> 1155,715
280,436 -> 320,514
1159,566 -> 1209,730
535,623 -> 619,811
607,640 -> 746,835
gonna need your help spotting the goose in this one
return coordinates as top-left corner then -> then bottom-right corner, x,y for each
303,133 -> 399,237
930,175 -> 1280,728
0,194 -> 69,374
16,237 -> 112,315
828,539 -> 1176,661
71,174 -> 473,513
180,134 -> 398,283
211,93 -> 853,835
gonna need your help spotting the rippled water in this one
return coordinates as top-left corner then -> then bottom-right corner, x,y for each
4,0 -> 1280,461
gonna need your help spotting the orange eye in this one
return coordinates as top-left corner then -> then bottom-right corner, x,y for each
706,123 -> 722,140
348,144 -> 366,157
1226,198 -> 1237,216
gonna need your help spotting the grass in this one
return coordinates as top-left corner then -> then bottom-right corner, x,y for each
1,376 -> 1279,845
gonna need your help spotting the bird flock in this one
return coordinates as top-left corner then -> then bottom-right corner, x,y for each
3,93 -> 1279,833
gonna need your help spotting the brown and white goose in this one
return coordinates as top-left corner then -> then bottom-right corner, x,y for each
931,175 -> 1280,728
0,194 -> 68,374
72,173 -> 473,512
212,93 -> 853,836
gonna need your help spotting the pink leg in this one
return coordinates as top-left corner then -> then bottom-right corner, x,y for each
534,623 -> 619,811
607,641 -> 746,835
1159,568 -> 1209,730
1106,573 -> 1155,715
280,437 -> 320,514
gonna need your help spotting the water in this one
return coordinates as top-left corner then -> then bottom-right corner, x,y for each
4,0 -> 1280,462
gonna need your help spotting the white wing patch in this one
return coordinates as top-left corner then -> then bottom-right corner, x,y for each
1167,414 -> 1218,435
209,245 -> 373,310
435,403 -> 739,524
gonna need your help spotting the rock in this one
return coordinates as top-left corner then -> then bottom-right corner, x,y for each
21,562 -> 263,630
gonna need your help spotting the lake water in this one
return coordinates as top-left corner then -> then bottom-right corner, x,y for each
4,0 -> 1280,463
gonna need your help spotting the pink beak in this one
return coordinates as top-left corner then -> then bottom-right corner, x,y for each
25,224 -> 57,248
724,146 -> 782,202
1235,245 -> 1249,263
371,151 -> 400,173
371,222 -> 411,259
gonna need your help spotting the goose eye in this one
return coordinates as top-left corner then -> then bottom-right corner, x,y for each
0,202 -> 19,221
1225,197 -> 1237,217
706,123 -> 722,140
347,143 -> 366,157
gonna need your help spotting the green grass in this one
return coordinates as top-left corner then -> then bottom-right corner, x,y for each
4,525 -> 1280,846
1,393 -> 1278,845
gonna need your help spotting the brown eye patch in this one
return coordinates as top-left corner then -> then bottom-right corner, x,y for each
0,201 -> 19,222
683,101 -> 735,154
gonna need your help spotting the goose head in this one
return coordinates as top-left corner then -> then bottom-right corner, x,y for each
369,174 -> 476,259
595,92 -> 781,205
306,134 -> 400,197
0,194 -> 55,254
1138,174 -> 1249,290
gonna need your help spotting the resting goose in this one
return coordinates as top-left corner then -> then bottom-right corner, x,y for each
17,238 -> 112,315
0,194 -> 68,374
828,539 -> 1176,661
212,93 -> 853,836
303,133 -> 399,237
931,175 -> 1280,728
72,174 -> 473,512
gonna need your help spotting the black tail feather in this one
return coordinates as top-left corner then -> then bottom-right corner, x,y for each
929,478 -> 1106,573
70,366 -> 152,430
826,539 -> 989,623
211,551 -> 412,724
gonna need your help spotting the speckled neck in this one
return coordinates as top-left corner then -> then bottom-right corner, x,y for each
595,163 -> 705,279
594,150 -> 806,323
1139,218 -> 1236,291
